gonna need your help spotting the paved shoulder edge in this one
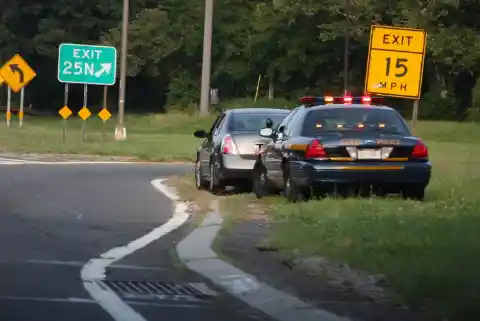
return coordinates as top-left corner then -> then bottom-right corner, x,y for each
154,181 -> 350,321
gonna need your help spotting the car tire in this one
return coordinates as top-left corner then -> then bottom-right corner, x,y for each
402,184 -> 425,201
283,173 -> 309,203
194,159 -> 208,190
253,165 -> 272,199
209,161 -> 224,195
237,180 -> 253,194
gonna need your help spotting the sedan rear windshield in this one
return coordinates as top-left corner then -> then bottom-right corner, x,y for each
228,113 -> 287,132
302,108 -> 410,136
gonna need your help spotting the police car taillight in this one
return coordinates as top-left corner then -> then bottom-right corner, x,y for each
411,140 -> 428,159
305,140 -> 328,159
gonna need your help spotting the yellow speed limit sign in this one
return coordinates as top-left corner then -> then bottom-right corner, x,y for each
364,25 -> 427,99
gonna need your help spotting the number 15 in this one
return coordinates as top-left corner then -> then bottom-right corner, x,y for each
385,57 -> 408,77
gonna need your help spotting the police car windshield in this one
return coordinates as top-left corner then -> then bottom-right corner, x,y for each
302,108 -> 410,136
228,113 -> 287,132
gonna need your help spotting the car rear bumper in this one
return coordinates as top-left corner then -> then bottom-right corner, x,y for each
219,154 -> 256,180
291,161 -> 431,187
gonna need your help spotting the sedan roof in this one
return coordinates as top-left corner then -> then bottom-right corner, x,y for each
308,104 -> 395,111
228,108 -> 290,114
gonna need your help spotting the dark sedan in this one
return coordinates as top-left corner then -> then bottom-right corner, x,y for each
253,96 -> 432,202
193,108 -> 290,193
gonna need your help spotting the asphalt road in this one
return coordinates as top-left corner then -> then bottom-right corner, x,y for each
0,162 -> 272,321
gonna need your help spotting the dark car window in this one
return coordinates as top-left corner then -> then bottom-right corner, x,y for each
209,114 -> 224,134
302,108 -> 410,136
213,114 -> 227,136
277,108 -> 300,132
284,110 -> 303,138
228,113 -> 288,132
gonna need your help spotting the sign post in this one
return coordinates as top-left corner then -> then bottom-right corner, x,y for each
98,86 -> 112,141
364,25 -> 427,134
78,84 -> 91,142
6,87 -> 11,127
0,54 -> 37,127
58,103 -> 72,141
98,94 -> 112,141
57,43 -> 117,140
62,84 -> 70,141
19,88 -> 24,128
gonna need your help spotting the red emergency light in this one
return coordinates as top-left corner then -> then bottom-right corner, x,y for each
299,95 -> 383,106
343,96 -> 353,104
361,95 -> 372,104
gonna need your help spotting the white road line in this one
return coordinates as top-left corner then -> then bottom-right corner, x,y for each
80,178 -> 191,321
0,157 -> 27,165
24,161 -> 137,164
24,259 -> 168,271
0,160 -> 191,165
175,203 -> 350,321
0,295 -> 97,304
0,296 -> 202,309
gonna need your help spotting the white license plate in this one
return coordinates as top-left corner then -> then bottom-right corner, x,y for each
357,149 -> 382,160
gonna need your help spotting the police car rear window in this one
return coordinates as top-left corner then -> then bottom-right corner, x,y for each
228,113 -> 287,132
302,108 -> 410,136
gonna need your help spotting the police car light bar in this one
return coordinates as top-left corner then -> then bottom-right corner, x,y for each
299,95 -> 382,106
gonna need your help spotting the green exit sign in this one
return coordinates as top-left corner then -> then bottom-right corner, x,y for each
57,43 -> 117,86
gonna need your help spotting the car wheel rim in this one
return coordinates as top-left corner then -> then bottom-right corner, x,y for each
259,172 -> 266,185
195,162 -> 201,187
285,178 -> 291,196
210,165 -> 214,189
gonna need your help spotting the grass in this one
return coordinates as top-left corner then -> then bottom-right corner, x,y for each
215,121 -> 480,321
0,113 -> 216,161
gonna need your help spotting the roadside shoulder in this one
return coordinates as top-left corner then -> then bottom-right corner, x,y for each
165,177 -> 426,321
216,200 -> 427,321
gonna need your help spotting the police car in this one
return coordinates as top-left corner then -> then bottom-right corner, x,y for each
252,95 -> 432,202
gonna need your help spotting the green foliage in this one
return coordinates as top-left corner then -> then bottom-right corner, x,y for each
1,0 -> 480,120
419,90 -> 457,120
215,97 -> 295,111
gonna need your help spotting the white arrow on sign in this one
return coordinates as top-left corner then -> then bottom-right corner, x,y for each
94,63 -> 112,77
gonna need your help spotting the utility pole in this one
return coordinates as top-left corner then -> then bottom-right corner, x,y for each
115,0 -> 129,140
343,0 -> 350,95
199,0 -> 214,116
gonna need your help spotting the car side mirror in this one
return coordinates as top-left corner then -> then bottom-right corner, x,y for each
259,128 -> 273,138
193,129 -> 207,138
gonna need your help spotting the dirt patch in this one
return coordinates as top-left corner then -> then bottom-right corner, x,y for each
167,175 -> 214,218
292,256 -> 392,305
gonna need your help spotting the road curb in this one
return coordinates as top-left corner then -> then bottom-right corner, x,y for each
174,198 -> 350,321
